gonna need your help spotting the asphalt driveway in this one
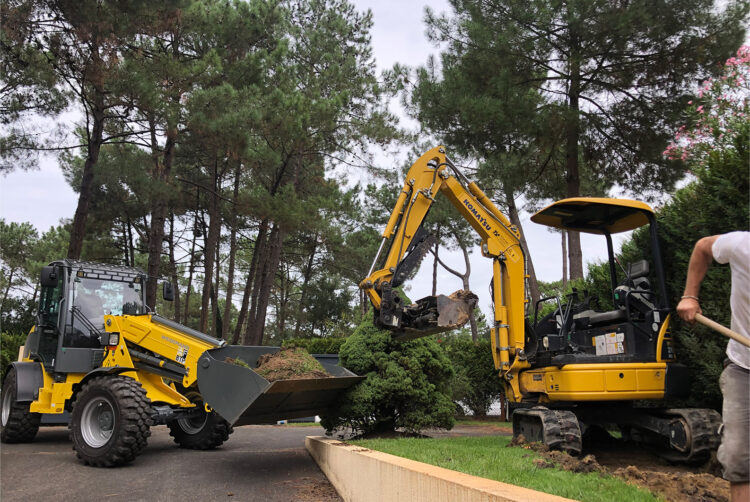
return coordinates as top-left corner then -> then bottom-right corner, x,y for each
0,424 -> 340,502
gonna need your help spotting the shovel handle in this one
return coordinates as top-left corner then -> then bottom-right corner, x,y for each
695,313 -> 750,349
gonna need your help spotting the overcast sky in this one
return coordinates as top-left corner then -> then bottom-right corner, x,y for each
0,0 -> 631,319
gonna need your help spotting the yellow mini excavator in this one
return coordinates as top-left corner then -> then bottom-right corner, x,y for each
360,146 -> 720,461
1,260 -> 361,466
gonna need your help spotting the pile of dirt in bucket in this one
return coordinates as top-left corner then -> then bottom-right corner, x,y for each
509,434 -> 730,502
254,347 -> 331,382
437,289 -> 479,327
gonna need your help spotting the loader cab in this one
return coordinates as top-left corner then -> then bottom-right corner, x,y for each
528,198 -> 674,367
28,260 -> 148,373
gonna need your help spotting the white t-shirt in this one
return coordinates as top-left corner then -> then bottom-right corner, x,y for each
712,231 -> 750,370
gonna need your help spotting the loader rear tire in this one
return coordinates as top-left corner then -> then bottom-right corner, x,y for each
69,376 -> 152,467
1,368 -> 41,443
167,389 -> 232,450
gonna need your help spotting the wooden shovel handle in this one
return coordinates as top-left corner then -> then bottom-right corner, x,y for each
695,313 -> 750,349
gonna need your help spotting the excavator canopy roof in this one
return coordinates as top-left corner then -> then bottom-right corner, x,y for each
531,197 -> 654,234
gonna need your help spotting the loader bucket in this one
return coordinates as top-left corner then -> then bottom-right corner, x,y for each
195,345 -> 363,426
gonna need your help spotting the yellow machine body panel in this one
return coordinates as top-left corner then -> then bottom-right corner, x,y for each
519,363 -> 667,401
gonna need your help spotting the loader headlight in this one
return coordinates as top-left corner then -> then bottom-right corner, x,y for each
106,332 -> 120,347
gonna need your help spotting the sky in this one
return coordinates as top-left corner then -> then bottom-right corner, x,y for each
0,0 -> 632,320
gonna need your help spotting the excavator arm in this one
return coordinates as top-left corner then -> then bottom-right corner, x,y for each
360,146 -> 531,390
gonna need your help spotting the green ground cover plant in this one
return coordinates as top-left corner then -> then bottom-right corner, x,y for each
352,436 -> 658,502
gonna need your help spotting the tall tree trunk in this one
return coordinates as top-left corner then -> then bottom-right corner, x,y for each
432,225 -> 440,296
222,164 -> 241,340
212,237 -> 221,337
565,26 -> 584,280
120,219 -> 130,266
562,230 -> 568,289
200,158 -> 222,333
126,216 -> 135,267
293,236 -> 318,337
183,209 -> 199,325
235,219 -> 268,344
146,119 -> 177,308
68,94 -> 105,259
168,212 -> 181,322
248,224 -> 283,345
504,192 -> 540,307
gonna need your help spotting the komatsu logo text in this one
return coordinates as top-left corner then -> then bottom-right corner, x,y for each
463,199 -> 501,237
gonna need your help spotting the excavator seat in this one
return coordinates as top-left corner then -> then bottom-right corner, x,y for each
573,308 -> 627,328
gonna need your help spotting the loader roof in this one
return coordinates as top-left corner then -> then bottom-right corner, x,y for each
51,259 -> 146,282
531,197 -> 654,234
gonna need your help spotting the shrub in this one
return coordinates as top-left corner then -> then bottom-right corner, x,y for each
320,316 -> 455,435
440,337 -> 503,416
282,337 -> 347,354
1,332 -> 27,382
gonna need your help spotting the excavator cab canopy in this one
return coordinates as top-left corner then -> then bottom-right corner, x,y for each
530,197 -> 653,234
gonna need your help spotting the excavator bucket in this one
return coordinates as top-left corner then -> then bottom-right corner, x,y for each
196,346 -> 363,426
392,290 -> 479,341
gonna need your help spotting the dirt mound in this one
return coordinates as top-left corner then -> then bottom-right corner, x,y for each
613,466 -> 729,502
441,290 -> 478,326
255,347 -> 331,381
508,435 -> 730,502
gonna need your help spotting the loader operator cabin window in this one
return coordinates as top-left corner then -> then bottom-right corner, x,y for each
66,276 -> 145,348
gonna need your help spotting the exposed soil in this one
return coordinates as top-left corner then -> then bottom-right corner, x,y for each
254,347 -> 331,382
509,434 -> 730,502
442,289 -> 479,326
283,476 -> 341,502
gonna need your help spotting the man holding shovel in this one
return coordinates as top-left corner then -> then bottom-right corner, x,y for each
677,231 -> 749,502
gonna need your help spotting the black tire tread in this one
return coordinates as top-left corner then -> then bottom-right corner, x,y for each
0,368 -> 41,443
69,376 -> 152,467
166,390 -> 232,450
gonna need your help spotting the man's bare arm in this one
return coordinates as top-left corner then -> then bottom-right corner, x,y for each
676,235 -> 720,323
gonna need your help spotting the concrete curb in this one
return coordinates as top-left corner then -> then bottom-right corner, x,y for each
306,436 -> 576,502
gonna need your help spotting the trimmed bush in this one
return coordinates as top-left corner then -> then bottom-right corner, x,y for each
320,316 -> 455,435
282,337 -> 347,355
440,337 -> 503,416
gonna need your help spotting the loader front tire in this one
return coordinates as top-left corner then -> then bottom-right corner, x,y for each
69,376 -> 152,467
167,389 -> 232,450
1,368 -> 41,443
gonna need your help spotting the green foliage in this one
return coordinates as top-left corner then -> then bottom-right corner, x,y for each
1,332 -> 28,382
439,337 -> 503,417
0,220 -> 69,334
282,337 -> 347,354
583,122 -> 749,408
320,315 -> 455,435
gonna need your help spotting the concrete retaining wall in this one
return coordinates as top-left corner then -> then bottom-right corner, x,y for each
306,436 -> 575,502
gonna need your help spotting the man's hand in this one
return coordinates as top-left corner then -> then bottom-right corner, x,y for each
676,297 -> 702,323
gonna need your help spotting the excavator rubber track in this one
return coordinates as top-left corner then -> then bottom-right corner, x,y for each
658,408 -> 722,463
512,406 -> 582,455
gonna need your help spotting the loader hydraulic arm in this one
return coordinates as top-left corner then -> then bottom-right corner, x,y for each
360,146 -> 531,383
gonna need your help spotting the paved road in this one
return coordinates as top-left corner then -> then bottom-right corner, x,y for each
0,424 -> 340,502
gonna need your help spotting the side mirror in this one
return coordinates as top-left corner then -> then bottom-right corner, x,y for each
40,266 -> 58,288
162,281 -> 175,302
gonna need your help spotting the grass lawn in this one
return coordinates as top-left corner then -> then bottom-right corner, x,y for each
352,436 -> 658,502
278,421 -> 322,427
455,419 -> 511,427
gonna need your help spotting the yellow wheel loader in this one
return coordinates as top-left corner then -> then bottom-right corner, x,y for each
360,146 -> 720,462
1,260 -> 361,466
